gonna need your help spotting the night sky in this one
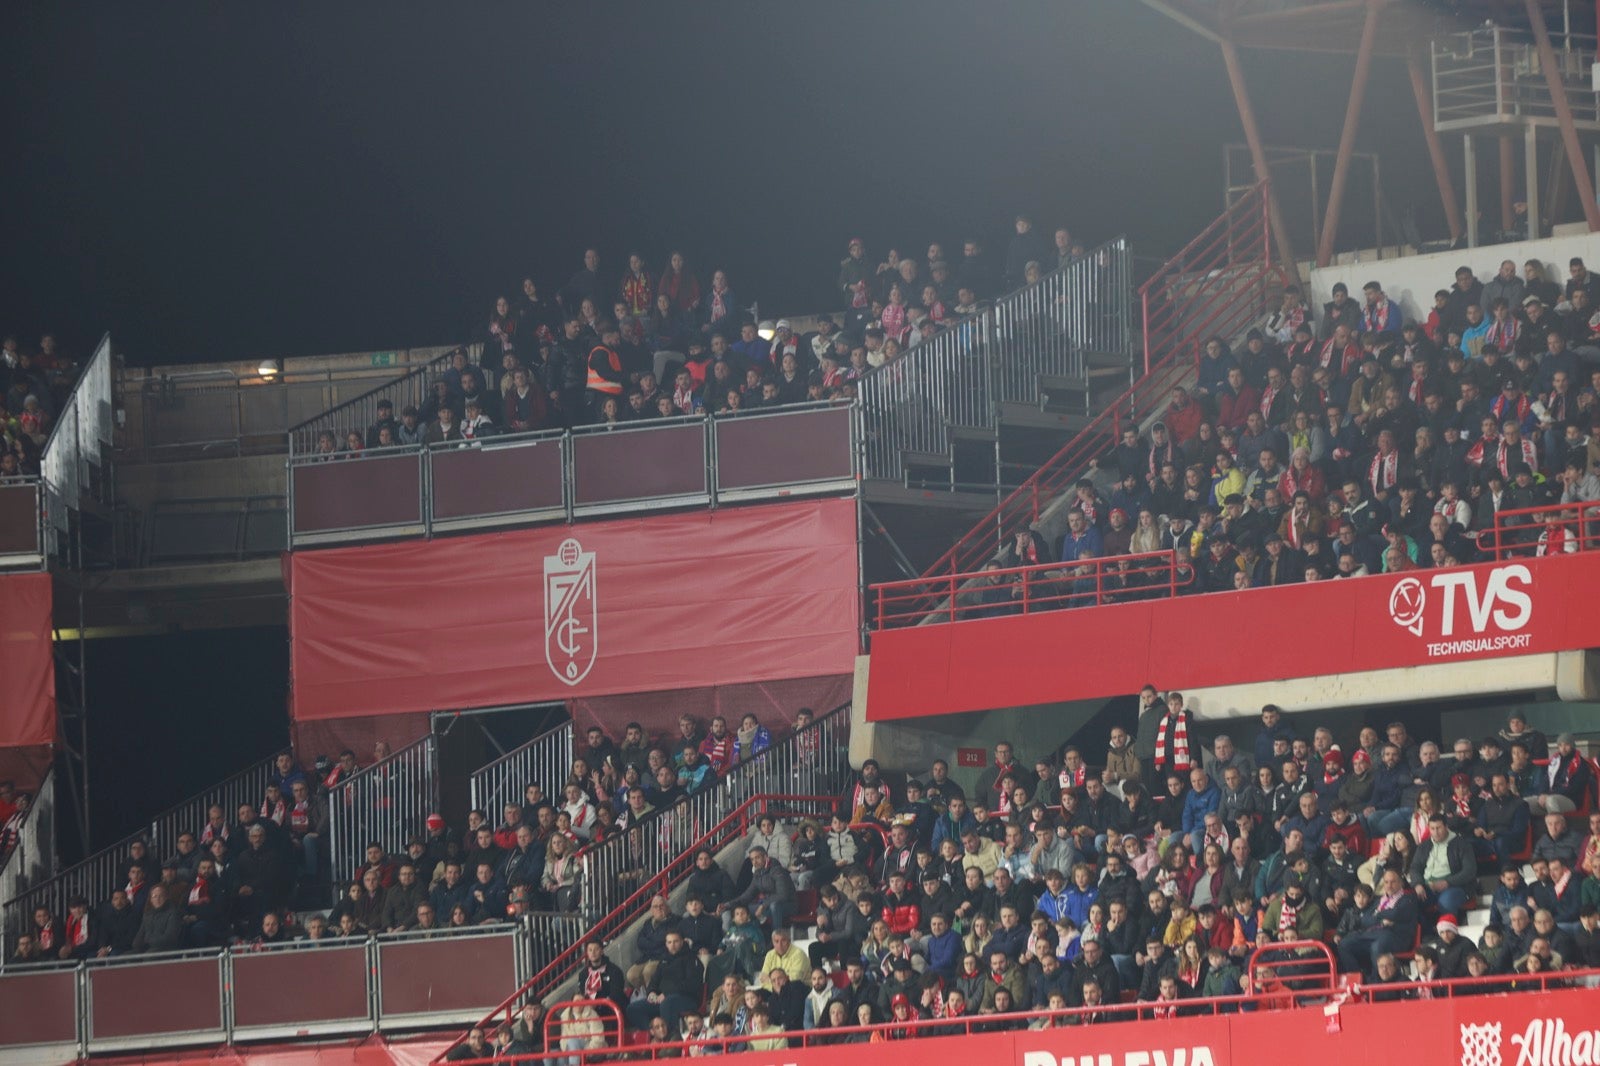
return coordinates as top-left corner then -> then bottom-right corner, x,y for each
0,2 -> 1458,368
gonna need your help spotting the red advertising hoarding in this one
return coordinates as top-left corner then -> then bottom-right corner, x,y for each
288,498 -> 860,721
868,552 -> 1600,720
0,572 -> 55,749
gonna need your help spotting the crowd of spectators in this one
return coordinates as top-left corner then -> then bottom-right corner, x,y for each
490,701 -> 1599,1056
3,711 -> 801,965
309,220 -> 1080,455
978,256 -> 1600,608
0,333 -> 83,479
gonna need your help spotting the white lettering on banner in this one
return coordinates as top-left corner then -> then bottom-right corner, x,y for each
1025,1048 -> 1216,1066
1389,564 -> 1534,649
1502,1018 -> 1600,1066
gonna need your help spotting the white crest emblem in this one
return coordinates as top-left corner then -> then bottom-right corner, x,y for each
544,538 -> 597,686
1389,576 -> 1426,636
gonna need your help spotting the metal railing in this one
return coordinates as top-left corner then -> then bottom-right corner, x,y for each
327,735 -> 439,887
139,494 -> 286,564
1432,26 -> 1600,130
919,184 -> 1283,584
39,333 -> 114,535
872,549 -> 1193,628
287,345 -> 478,455
0,767 -> 55,960
444,793 -> 842,1061
575,704 -> 849,922
289,401 -> 858,548
0,476 -> 48,570
2,750 -> 285,948
469,721 -> 575,824
1481,499 -> 1600,558
856,237 -> 1132,483
0,921 -> 536,1056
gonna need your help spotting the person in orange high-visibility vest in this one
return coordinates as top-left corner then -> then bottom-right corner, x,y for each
586,321 -> 625,421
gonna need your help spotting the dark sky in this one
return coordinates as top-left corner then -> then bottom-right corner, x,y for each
1,2 -> 1458,367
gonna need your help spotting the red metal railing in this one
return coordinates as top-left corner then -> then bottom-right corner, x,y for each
921,182 -> 1288,589
434,793 -> 838,1062
442,965 -> 1600,1065
872,549 -> 1192,629
1482,499 -> 1600,558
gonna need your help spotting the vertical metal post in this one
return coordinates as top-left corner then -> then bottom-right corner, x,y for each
1464,135 -> 1480,248
1317,0 -> 1381,267
1525,0 -> 1600,230
1526,122 -> 1542,241
1500,137 -> 1518,233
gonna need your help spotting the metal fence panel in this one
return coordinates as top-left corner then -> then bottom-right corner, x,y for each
229,940 -> 373,1039
469,721 -> 574,824
328,736 -> 439,888
857,238 -> 1131,482
576,704 -> 849,924
84,951 -> 225,1052
0,964 -> 79,1053
4,752 -> 283,950
374,924 -> 521,1028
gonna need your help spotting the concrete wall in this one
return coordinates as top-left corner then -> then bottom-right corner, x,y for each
1307,230 -> 1600,327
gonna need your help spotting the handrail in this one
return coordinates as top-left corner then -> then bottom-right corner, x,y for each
468,719 -> 574,823
2,749 -> 287,947
287,344 -> 472,454
855,236 -> 1134,483
920,184 -> 1282,586
1482,498 -> 1600,558
436,792 -> 841,1062
444,965 -> 1600,1065
871,549 -> 1192,629
326,734 -> 439,888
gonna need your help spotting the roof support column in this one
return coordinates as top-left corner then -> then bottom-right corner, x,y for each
1406,49 -> 1464,243
1317,0 -> 1380,266
1219,37 -> 1300,277
1524,0 -> 1600,231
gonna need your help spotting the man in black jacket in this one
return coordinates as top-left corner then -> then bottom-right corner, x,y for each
626,930 -> 703,1032
1067,938 -> 1121,1005
232,824 -> 289,928
575,939 -> 627,1016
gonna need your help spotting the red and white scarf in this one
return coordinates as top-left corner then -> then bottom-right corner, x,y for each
1154,712 -> 1192,772
1486,317 -> 1519,351
289,800 -> 312,833
67,912 -> 90,947
1362,300 -> 1391,332
189,876 -> 212,907
1059,764 -> 1087,790
1368,450 -> 1398,495
1259,387 -> 1280,421
709,284 -> 730,325
1277,898 -> 1300,934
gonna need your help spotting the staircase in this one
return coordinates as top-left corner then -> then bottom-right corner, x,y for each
919,182 -> 1290,586
857,237 -> 1135,491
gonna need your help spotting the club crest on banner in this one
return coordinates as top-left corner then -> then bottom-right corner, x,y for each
544,538 -> 597,686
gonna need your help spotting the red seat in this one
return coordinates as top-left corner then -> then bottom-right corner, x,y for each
791,888 -> 818,927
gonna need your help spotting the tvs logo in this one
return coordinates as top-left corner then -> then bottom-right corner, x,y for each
1387,564 -> 1534,657
544,538 -> 597,686
1389,577 -> 1426,635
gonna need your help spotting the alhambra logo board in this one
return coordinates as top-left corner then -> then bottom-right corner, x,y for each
1461,1018 -> 1600,1066
544,538 -> 597,686
1386,564 -> 1534,658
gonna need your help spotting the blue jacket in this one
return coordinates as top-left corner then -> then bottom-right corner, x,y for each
925,929 -> 962,978
931,809 -> 977,850
1062,886 -> 1099,928
1036,888 -> 1072,924
1369,764 -> 1410,810
1182,782 -> 1221,833
1253,724 -> 1295,769
1059,526 -> 1104,564
981,923 -> 1027,962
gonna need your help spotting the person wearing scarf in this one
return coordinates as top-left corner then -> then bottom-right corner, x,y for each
1360,282 -> 1401,335
63,898 -> 93,960
658,252 -> 701,314
705,270 -> 737,336
733,715 -> 772,763
1153,693 -> 1195,777
1367,430 -> 1400,498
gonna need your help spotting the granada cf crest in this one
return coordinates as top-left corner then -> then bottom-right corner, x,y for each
544,538 -> 597,686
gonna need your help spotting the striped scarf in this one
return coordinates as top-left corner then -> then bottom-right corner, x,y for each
1154,712 -> 1191,772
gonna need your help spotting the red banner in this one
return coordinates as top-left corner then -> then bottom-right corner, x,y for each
288,498 -> 861,721
0,573 -> 55,749
869,552 -> 1600,720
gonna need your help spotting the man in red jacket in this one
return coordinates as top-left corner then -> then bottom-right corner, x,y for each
1163,386 -> 1203,445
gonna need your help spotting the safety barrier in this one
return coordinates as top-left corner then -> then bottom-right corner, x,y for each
443,793 -> 842,1060
327,735 -> 439,889
140,494 -> 287,564
0,477 -> 46,570
39,333 -> 115,538
469,722 -> 575,826
922,183 -> 1285,584
0,922 -> 534,1058
871,549 -> 1193,628
1482,498 -> 1600,558
3,751 -> 286,953
289,401 -> 858,547
856,237 -> 1133,483
288,345 -> 479,455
